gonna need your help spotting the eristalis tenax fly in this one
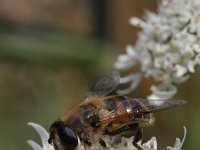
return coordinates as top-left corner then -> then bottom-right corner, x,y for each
48,72 -> 186,150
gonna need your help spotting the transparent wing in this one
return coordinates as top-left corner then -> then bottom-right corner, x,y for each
134,99 -> 186,113
98,98 -> 186,124
84,72 -> 120,99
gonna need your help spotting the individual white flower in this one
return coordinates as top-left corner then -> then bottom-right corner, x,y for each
28,123 -> 186,150
115,0 -> 200,98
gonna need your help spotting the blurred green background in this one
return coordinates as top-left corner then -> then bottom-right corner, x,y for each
0,0 -> 199,149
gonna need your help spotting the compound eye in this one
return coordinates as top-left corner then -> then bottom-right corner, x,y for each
58,125 -> 78,148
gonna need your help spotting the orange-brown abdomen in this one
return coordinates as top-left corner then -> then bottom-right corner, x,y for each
99,96 -> 151,126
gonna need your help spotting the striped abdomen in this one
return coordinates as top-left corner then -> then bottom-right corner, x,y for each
99,96 -> 150,125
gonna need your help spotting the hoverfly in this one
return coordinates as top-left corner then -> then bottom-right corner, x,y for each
48,72 -> 186,150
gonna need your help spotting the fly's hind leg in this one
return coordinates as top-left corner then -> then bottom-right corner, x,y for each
132,125 -> 143,150
105,123 -> 143,150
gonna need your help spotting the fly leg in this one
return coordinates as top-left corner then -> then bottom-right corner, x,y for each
99,138 -> 108,149
105,123 -> 139,136
132,125 -> 143,150
105,123 -> 143,150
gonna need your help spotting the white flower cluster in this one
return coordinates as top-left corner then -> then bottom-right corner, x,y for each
27,122 -> 186,150
115,0 -> 200,99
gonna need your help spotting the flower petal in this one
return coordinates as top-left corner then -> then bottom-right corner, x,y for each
129,17 -> 146,28
117,73 -> 142,95
174,65 -> 187,77
126,45 -> 138,58
28,122 -> 49,144
150,85 -> 177,99
27,140 -> 43,150
166,126 -> 187,150
114,45 -> 139,70
142,137 -> 157,150
27,122 -> 55,150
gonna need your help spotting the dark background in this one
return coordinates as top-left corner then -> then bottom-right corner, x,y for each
0,0 -> 198,149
